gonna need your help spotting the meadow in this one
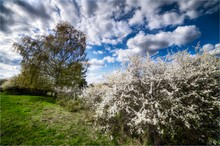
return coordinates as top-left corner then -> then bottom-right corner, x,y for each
0,93 -> 114,145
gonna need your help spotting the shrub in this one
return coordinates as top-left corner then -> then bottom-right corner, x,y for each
55,86 -> 86,112
0,79 -> 8,91
1,76 -> 47,95
1,77 -> 23,94
82,51 -> 220,145
56,98 -> 85,112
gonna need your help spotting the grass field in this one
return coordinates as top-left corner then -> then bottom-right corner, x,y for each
0,93 -> 114,145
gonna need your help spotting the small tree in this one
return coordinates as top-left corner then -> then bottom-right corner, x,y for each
13,22 -> 88,94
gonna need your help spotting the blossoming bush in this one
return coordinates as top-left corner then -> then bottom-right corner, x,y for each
81,51 -> 220,145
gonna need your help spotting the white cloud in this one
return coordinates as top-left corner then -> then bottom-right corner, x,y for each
75,0 -> 133,45
115,25 -> 201,62
88,58 -> 106,71
127,0 -> 185,29
78,14 -> 132,45
50,0 -> 80,26
185,10 -> 199,19
114,48 -> 142,62
0,34 -> 22,79
128,25 -> 200,51
86,73 -> 104,84
103,56 -> 115,63
80,0 -> 98,17
129,10 -> 144,26
89,58 -> 105,66
93,50 -> 104,55
86,45 -> 92,49
202,44 -> 215,52
127,0 -> 218,29
147,12 -> 185,30
87,56 -> 115,71
88,65 -> 104,71
0,63 -> 21,79
86,69 -> 117,84
178,0 -> 218,18
202,43 -> 220,56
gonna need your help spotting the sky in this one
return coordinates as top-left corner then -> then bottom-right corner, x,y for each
0,0 -> 219,84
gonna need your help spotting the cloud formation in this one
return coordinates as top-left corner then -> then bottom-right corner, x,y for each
0,0 -> 219,81
88,58 -> 105,71
103,56 -> 115,63
86,73 -> 104,84
202,43 -> 220,56
88,56 -> 115,71
93,50 -> 104,55
115,25 -> 201,62
1,0 -> 218,45
129,25 -> 201,51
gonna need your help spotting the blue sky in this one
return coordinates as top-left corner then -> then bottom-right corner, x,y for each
0,0 -> 219,83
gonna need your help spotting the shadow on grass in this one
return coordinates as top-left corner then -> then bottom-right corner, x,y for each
26,95 -> 56,104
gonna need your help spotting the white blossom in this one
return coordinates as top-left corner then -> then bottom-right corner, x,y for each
81,50 -> 220,144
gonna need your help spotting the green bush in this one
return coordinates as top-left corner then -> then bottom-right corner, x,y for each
56,98 -> 86,112
56,90 -> 86,112
1,76 -> 48,96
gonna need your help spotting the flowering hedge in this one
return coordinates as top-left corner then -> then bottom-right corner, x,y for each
82,51 -> 220,145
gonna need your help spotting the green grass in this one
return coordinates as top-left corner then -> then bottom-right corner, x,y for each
0,93 -> 114,145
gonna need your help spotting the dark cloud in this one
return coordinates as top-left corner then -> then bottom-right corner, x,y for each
0,2 -> 13,15
72,0 -> 80,14
0,0 -> 52,33
14,0 -> 50,20
86,1 -> 97,16
0,15 -> 14,32
139,40 -> 170,52
0,51 -> 21,66
112,0 -> 126,8
0,3 -> 15,32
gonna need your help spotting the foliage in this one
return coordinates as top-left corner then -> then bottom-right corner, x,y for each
55,86 -> 86,112
0,79 -> 7,86
81,51 -> 220,145
13,22 -> 88,94
56,98 -> 86,112
1,76 -> 48,95
0,79 -> 8,92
